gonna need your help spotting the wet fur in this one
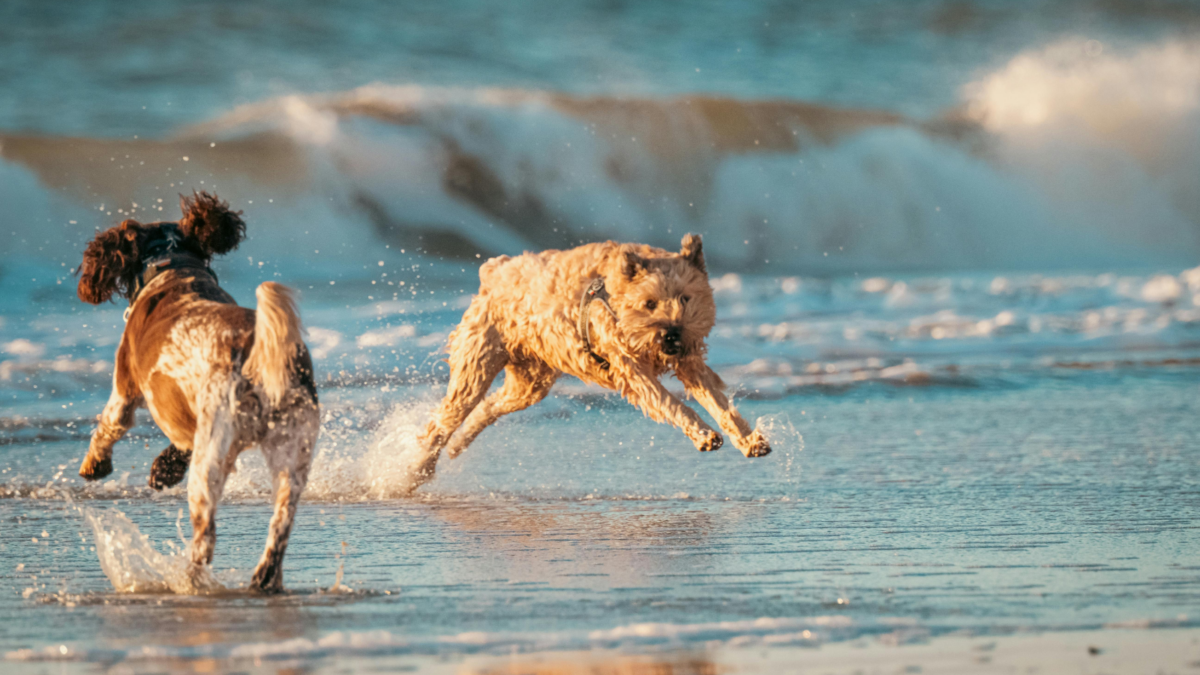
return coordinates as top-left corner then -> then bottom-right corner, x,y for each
76,192 -> 319,593
411,234 -> 770,492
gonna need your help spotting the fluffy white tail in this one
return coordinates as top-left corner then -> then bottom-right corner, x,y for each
242,282 -> 305,407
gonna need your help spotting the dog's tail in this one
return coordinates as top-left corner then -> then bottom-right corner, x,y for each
243,282 -> 305,407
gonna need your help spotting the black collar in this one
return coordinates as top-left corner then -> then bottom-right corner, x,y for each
129,252 -> 217,305
127,224 -> 216,306
578,277 -> 615,370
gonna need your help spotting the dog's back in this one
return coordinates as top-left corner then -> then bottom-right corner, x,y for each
122,269 -> 254,448
123,271 -> 314,449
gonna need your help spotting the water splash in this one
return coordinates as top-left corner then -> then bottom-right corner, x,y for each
81,507 -> 224,594
327,541 -> 352,594
754,414 -> 805,483
225,398 -> 435,501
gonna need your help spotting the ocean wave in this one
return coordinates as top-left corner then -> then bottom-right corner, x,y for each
3,38 -> 1199,275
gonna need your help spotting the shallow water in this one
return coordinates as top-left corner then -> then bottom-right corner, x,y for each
3,0 -> 1200,670
4,270 -> 1200,670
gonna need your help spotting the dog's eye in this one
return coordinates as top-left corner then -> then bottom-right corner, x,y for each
644,300 -> 658,311
681,295 -> 690,305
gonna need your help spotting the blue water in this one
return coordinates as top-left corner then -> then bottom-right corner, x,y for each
2,0 -> 1200,671
4,269 -> 1200,669
2,0 -> 1180,137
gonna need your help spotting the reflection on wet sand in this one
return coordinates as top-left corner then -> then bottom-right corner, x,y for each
420,498 -> 755,585
461,651 -> 721,675
93,594 -> 320,654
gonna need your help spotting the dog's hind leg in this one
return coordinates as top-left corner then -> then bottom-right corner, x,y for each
414,303 -> 508,488
250,405 -> 317,593
186,380 -> 238,580
445,361 -> 558,459
80,342 -> 141,480
677,363 -> 771,458
149,444 -> 192,489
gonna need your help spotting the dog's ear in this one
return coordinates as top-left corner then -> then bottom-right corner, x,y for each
77,221 -> 143,304
680,233 -> 706,275
179,191 -> 245,257
621,248 -> 645,280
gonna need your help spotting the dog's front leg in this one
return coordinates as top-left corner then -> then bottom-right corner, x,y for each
677,363 -> 771,458
80,346 -> 142,480
613,364 -> 722,452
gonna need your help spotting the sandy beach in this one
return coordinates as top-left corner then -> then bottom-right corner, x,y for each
451,629 -> 1200,675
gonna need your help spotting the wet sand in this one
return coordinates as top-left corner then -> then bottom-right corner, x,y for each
9,628 -> 1197,674
453,628 -> 1200,675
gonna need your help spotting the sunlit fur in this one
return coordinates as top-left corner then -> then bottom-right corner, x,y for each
242,283 -> 304,407
75,193 -> 319,593
409,233 -> 770,493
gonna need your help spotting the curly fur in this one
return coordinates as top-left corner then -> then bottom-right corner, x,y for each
76,191 -> 246,304
408,233 -> 771,494
75,195 -> 318,593
608,242 -> 716,362
77,220 -> 145,304
179,191 -> 246,256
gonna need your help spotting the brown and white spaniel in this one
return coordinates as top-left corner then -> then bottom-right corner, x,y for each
76,192 -> 319,593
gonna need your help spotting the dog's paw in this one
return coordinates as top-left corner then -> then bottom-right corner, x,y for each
79,455 -> 113,481
396,452 -> 440,495
149,444 -> 191,490
249,563 -> 285,594
739,430 -> 772,458
695,430 -> 724,452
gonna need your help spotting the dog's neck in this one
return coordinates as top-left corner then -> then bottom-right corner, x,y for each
128,224 -> 216,306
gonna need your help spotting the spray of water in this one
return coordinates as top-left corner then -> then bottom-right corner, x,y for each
224,398 -> 436,502
754,414 -> 805,484
81,507 -> 225,594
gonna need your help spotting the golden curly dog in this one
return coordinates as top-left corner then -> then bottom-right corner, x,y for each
409,234 -> 770,491
75,193 -> 319,593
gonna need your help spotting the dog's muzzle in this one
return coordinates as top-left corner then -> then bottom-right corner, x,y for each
662,325 -> 684,356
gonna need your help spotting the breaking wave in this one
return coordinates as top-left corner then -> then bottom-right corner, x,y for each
2,36 -> 1198,275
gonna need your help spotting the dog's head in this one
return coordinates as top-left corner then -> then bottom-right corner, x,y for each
77,192 -> 246,304
608,233 -> 716,361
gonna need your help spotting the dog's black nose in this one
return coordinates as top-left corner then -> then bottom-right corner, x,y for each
662,325 -> 683,355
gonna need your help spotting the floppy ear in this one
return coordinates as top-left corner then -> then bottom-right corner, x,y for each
680,233 -> 706,275
179,191 -> 245,256
77,221 -> 143,304
621,247 -> 645,280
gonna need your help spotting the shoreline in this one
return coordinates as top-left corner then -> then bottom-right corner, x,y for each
8,627 -> 1199,674
448,627 -> 1200,675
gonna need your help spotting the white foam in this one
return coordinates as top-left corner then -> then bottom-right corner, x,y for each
356,324 -> 416,348
5,613 -> 864,664
224,398 -> 435,501
81,507 -> 226,594
964,37 -> 1200,255
966,38 -> 1200,138
7,69 -> 1200,279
